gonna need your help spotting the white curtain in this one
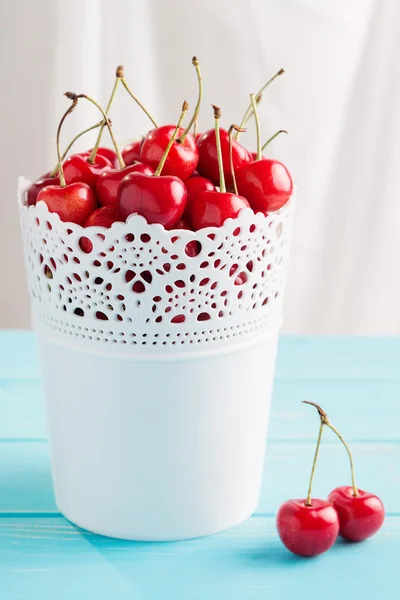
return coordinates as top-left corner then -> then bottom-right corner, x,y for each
2,0 -> 399,333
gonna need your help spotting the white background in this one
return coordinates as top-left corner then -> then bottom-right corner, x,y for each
1,0 -> 399,333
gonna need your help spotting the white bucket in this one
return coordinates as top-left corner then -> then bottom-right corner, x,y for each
18,177 -> 294,540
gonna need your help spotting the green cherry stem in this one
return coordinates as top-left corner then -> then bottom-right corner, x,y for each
193,114 -> 199,138
261,129 -> 288,151
65,92 -> 125,169
212,105 -> 226,193
235,68 -> 284,140
120,72 -> 158,128
305,421 -> 325,507
250,93 -> 262,161
241,92 -> 262,130
49,119 -> 104,177
56,96 -> 79,187
177,56 -> 202,143
303,401 -> 359,498
88,65 -> 123,164
228,124 -> 246,195
154,101 -> 188,177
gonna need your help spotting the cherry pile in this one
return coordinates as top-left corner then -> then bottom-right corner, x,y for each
277,402 -> 385,557
26,60 -> 293,234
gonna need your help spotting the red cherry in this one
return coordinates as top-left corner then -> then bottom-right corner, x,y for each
250,151 -> 266,161
121,139 -> 143,166
236,159 -> 293,213
27,172 -> 60,206
118,101 -> 190,228
328,486 -> 384,542
277,499 -> 339,557
196,128 -> 251,188
118,172 -> 187,229
63,152 -> 112,190
90,146 -> 119,168
96,163 -> 154,207
84,205 -> 123,227
195,132 -> 203,142
37,183 -> 97,226
140,125 -> 198,180
184,175 -> 215,223
168,217 -> 192,230
80,206 -> 123,253
192,190 -> 249,230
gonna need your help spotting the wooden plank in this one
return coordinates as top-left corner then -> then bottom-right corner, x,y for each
0,331 -> 40,380
0,441 -> 395,515
0,517 -> 134,600
0,515 -> 397,599
1,332 -> 400,381
0,379 -> 45,439
1,376 -> 399,442
270,379 -> 400,441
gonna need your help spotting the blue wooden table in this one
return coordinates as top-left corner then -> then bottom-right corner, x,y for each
0,332 -> 398,599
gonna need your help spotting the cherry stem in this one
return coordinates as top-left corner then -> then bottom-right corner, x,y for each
250,93 -> 262,161
56,96 -> 79,187
303,401 -> 359,498
65,93 -> 125,169
326,422 -> 359,497
193,115 -> 199,138
153,101 -> 188,177
261,129 -> 288,151
177,57 -> 202,143
235,68 -> 284,140
305,422 -> 324,507
88,65 -> 123,164
241,92 -> 263,129
50,120 -> 104,177
120,75 -> 158,128
228,124 -> 246,195
212,105 -> 226,193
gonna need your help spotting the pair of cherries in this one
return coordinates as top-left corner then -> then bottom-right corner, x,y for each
277,402 -> 385,557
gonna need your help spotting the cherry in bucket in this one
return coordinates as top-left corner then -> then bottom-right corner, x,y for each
37,96 -> 96,225
196,119 -> 251,189
26,119 -> 107,206
118,101 -> 189,228
236,93 -> 292,213
191,105 -> 249,230
276,401 -> 340,557
139,57 -> 201,180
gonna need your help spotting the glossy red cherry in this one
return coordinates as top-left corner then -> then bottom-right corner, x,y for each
121,139 -> 143,166
90,146 -> 119,168
236,158 -> 292,213
169,217 -> 192,230
96,163 -> 154,207
197,128 -> 251,188
37,95 -> 98,226
184,175 -> 215,223
119,172 -> 187,229
37,182 -> 97,226
80,206 -> 123,253
192,105 -> 249,230
63,152 -> 112,189
250,152 -> 266,161
27,172 -> 60,206
84,205 -> 123,227
328,487 -> 385,542
119,101 -> 189,228
192,191 -> 249,230
277,499 -> 339,557
140,125 -> 198,181
236,95 -> 292,213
